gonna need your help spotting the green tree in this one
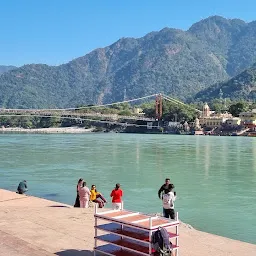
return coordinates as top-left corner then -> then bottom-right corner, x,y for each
20,117 -> 33,128
210,99 -> 224,113
118,109 -> 132,116
140,102 -> 155,118
228,102 -> 249,117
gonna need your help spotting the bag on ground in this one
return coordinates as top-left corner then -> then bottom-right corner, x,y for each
151,226 -> 173,256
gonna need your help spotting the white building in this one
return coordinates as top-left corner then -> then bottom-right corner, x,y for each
199,103 -> 232,128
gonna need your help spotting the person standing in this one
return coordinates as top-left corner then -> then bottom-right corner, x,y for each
78,181 -> 91,208
110,183 -> 123,210
158,178 -> 172,199
17,180 -> 28,194
158,178 -> 175,216
74,178 -> 83,207
162,184 -> 176,219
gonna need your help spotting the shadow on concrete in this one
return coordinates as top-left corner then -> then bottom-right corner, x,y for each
55,249 -> 93,256
48,205 -> 70,208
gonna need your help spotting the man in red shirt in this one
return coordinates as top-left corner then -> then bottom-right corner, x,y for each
110,183 -> 123,210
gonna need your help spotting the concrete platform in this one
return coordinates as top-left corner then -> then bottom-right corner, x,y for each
0,189 -> 256,256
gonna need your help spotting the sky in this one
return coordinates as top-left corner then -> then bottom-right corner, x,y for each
0,0 -> 255,67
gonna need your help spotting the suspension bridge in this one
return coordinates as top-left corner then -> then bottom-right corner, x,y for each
0,94 -> 201,127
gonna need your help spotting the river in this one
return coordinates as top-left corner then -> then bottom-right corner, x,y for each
0,133 -> 255,244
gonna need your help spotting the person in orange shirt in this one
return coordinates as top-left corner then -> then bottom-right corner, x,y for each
90,185 -> 107,208
110,183 -> 123,210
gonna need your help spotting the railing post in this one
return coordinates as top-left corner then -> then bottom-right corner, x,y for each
149,217 -> 152,255
175,212 -> 179,256
94,203 -> 98,256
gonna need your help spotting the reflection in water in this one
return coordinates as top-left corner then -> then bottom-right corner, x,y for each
252,140 -> 256,174
112,136 -> 118,161
135,141 -> 140,186
195,136 -> 200,165
221,138 -> 228,172
155,143 -> 164,180
204,142 -> 210,178
235,138 -> 241,172
136,141 -> 140,165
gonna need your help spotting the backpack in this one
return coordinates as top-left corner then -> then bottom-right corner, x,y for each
151,226 -> 173,256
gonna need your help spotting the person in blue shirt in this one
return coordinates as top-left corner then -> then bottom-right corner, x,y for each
17,180 -> 28,194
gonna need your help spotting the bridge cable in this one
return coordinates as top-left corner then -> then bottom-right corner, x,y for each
3,94 -> 158,112
162,95 -> 202,113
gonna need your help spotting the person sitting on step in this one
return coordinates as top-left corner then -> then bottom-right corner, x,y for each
90,184 -> 107,208
17,180 -> 28,194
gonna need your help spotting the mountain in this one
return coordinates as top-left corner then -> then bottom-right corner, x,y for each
2,16 -> 256,108
188,16 -> 247,76
195,63 -> 256,101
0,65 -> 17,76
0,27 -> 229,109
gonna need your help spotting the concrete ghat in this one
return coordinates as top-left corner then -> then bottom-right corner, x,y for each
0,189 -> 255,256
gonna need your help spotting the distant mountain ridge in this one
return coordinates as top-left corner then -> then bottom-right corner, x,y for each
195,63 -> 256,101
0,65 -> 17,76
1,16 -> 256,108
188,16 -> 256,76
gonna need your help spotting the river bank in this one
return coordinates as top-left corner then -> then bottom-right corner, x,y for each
0,189 -> 255,256
0,126 -> 94,133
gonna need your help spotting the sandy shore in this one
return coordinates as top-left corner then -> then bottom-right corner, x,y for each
0,189 -> 255,256
0,126 -> 94,133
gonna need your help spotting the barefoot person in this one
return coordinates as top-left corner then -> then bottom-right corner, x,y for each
90,185 -> 107,208
17,180 -> 28,194
74,178 -> 83,207
78,181 -> 91,208
110,183 -> 123,210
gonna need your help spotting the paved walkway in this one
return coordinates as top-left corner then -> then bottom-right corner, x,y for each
0,189 -> 256,256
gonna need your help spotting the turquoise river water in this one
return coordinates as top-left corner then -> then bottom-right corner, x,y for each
0,133 -> 255,244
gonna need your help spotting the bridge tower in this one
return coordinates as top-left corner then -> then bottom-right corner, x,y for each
155,94 -> 163,120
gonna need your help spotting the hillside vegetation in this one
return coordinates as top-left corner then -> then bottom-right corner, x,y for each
195,63 -> 256,101
1,16 -> 256,108
0,65 -> 17,76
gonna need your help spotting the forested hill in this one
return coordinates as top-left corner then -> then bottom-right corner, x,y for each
195,63 -> 256,101
0,65 -> 17,76
1,16 -> 256,108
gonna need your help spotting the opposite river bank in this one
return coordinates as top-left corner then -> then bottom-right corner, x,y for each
0,126 -> 94,133
0,133 -> 255,244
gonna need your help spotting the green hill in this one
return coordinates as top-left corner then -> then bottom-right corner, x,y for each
195,63 -> 256,101
2,16 -> 256,108
0,65 -> 17,76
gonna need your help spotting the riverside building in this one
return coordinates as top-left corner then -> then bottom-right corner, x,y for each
239,109 -> 256,130
199,103 -> 232,128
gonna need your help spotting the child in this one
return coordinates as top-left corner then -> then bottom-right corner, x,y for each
162,184 -> 176,219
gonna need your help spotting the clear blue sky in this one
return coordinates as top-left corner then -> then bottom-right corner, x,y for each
0,0 -> 255,67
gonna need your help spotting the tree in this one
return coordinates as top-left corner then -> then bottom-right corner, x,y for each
140,102 -> 155,118
228,102 -> 249,117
